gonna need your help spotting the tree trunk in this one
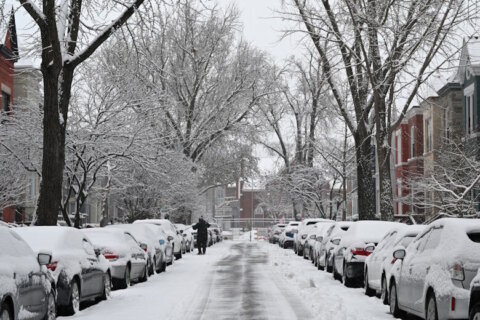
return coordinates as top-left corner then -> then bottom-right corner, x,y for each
355,131 -> 376,220
377,144 -> 394,220
36,72 -> 64,226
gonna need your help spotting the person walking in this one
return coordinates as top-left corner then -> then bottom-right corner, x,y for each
192,216 -> 210,254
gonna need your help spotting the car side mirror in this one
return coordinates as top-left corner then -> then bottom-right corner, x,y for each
331,238 -> 341,245
37,252 -> 52,265
365,244 -> 375,253
94,248 -> 101,257
139,243 -> 148,252
167,236 -> 174,241
393,249 -> 406,260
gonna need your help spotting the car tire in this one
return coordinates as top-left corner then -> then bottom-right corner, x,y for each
389,281 -> 404,318
0,301 -> 13,320
469,302 -> 480,320
139,265 -> 149,283
342,263 -> 353,287
100,274 -> 111,301
148,258 -> 154,276
380,276 -> 388,305
175,249 -> 182,260
154,257 -> 161,274
332,258 -> 340,281
66,280 -> 81,315
364,270 -> 375,296
326,254 -> 333,273
44,289 -> 56,320
161,261 -> 167,272
426,292 -> 438,320
303,248 -> 308,260
118,265 -> 131,289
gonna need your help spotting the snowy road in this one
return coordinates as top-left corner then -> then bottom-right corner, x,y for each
61,240 -> 396,320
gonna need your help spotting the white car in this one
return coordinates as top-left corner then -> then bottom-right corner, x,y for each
107,223 -> 168,274
83,228 -> 148,289
181,226 -> 195,252
333,220 -> 400,287
317,221 -> 353,272
308,222 -> 334,263
134,219 -> 183,260
294,218 -> 332,255
279,221 -> 300,248
364,224 -> 424,302
389,218 -> 480,320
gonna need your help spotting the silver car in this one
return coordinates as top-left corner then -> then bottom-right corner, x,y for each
389,218 -> 480,320
0,226 -> 56,320
317,221 -> 353,272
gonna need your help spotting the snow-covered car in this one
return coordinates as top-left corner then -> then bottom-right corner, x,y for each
181,226 -> 195,252
269,224 -> 286,243
279,221 -> 300,248
209,223 -> 222,242
134,219 -> 183,260
208,229 -> 216,246
333,220 -> 400,287
389,218 -> 480,320
364,224 -> 424,302
317,221 -> 353,272
174,223 -> 188,254
107,223 -> 167,274
294,218 -> 332,255
0,226 -> 56,320
14,226 -> 111,315
307,222 -> 334,263
469,271 -> 480,320
82,228 -> 148,289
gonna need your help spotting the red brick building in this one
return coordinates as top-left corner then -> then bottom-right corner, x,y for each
1,11 -> 19,223
393,106 -> 424,220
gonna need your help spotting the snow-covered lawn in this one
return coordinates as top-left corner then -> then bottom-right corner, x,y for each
60,240 -> 397,320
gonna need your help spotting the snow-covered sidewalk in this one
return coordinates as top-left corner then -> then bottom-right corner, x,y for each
60,240 -> 395,320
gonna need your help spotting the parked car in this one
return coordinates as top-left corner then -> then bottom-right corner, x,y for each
308,222 -> 335,263
107,223 -> 167,274
279,221 -> 300,248
174,224 -> 189,254
333,220 -> 400,287
82,228 -> 148,289
134,219 -> 183,260
317,221 -> 354,272
209,223 -> 222,242
180,226 -> 195,252
364,225 -> 424,302
208,229 -> 216,246
389,218 -> 480,320
269,224 -> 286,243
294,218 -> 332,255
469,272 -> 480,320
14,226 -> 111,315
0,226 -> 56,320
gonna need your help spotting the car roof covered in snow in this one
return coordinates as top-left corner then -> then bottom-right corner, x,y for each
340,221 -> 401,247
14,226 -> 85,253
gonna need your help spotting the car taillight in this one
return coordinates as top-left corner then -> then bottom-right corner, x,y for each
351,248 -> 371,256
47,261 -> 58,271
451,296 -> 456,311
450,263 -> 464,281
103,251 -> 119,261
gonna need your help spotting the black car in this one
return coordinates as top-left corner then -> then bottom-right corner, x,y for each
14,226 -> 111,315
0,226 -> 56,320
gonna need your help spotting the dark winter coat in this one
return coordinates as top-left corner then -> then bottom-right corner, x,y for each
192,219 -> 210,242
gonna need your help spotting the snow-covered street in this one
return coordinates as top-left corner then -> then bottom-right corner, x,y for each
60,240 -> 395,320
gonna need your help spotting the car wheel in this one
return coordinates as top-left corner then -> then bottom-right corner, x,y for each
66,280 -> 80,315
303,248 -> 308,260
469,302 -> 480,320
44,289 -> 56,320
118,265 -> 131,289
342,263 -> 353,287
101,274 -> 111,300
139,264 -> 149,283
326,254 -> 333,273
389,281 -> 403,318
175,248 -> 182,260
380,276 -> 388,305
148,258 -> 154,275
0,302 -> 12,320
364,269 -> 375,296
426,292 -> 438,320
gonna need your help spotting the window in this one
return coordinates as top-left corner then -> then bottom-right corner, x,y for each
466,94 -> 474,135
423,227 -> 442,251
425,118 -> 432,152
82,239 -> 95,256
125,233 -> 139,247
410,126 -> 415,158
399,235 -> 416,248
396,131 -> 402,164
1,91 -> 10,112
